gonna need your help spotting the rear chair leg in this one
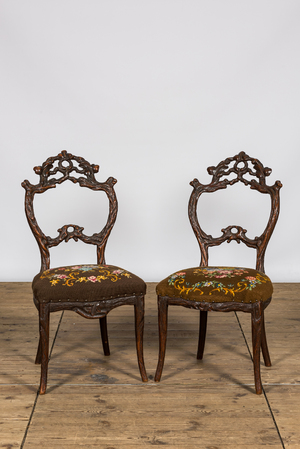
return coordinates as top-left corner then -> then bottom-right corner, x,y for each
99,316 -> 110,356
197,310 -> 208,360
261,311 -> 271,367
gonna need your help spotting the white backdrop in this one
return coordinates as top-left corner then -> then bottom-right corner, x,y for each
1,0 -> 299,282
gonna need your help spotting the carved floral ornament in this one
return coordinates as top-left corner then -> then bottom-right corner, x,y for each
190,151 -> 282,190
22,150 -> 117,191
33,150 -> 100,185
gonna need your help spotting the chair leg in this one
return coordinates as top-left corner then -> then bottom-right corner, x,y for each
39,304 -> 50,395
251,302 -> 263,395
261,311 -> 271,367
154,296 -> 168,382
35,335 -> 42,365
99,316 -> 110,356
197,310 -> 208,360
134,295 -> 148,382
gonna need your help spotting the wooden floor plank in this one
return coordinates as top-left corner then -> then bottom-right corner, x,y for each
24,385 -> 281,448
0,282 -> 61,387
264,385 -> 300,449
236,283 -> 300,386
1,282 -> 300,448
0,385 -> 37,448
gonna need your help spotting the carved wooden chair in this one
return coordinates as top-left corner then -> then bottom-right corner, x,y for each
155,151 -> 282,394
22,151 -> 148,394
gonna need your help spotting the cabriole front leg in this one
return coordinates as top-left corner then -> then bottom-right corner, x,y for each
134,295 -> 148,382
35,335 -> 42,365
39,303 -> 50,395
154,296 -> 169,382
251,302 -> 263,395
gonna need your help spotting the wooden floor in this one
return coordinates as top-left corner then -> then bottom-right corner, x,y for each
0,282 -> 300,448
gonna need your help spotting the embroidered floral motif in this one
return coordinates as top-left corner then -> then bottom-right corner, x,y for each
193,267 -> 248,278
167,267 -> 269,298
40,265 -> 132,287
244,276 -> 262,290
168,272 -> 186,285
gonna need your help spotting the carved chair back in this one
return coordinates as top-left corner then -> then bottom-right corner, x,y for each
188,151 -> 282,273
22,151 -> 118,273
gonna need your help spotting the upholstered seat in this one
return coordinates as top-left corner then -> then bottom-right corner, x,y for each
154,151 -> 282,394
22,151 -> 148,394
157,267 -> 273,304
33,264 -> 146,304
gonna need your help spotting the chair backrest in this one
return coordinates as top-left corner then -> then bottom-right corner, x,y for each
22,151 -> 118,272
188,151 -> 282,273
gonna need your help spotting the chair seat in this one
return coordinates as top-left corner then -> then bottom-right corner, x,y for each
33,264 -> 146,303
156,266 -> 273,303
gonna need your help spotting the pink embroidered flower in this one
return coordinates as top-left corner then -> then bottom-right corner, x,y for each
112,270 -> 123,274
88,276 -> 97,283
245,276 -> 256,281
234,270 -> 247,275
176,272 -> 186,276
57,275 -> 67,279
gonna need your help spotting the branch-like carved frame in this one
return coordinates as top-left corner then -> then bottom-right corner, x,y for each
155,151 -> 282,394
22,150 -> 118,272
189,151 -> 282,272
22,151 -> 147,393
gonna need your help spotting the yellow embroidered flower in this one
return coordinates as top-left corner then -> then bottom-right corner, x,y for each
50,279 -> 59,286
78,277 -> 87,283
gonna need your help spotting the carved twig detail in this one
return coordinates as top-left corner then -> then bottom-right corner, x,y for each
188,151 -> 282,272
22,151 -> 118,271
166,296 -> 271,313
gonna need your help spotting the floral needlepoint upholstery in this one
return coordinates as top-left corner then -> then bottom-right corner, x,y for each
156,267 -> 273,303
33,264 -> 146,303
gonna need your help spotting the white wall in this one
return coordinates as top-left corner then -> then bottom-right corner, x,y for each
1,0 -> 299,282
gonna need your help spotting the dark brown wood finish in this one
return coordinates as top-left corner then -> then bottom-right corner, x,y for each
189,151 -> 282,273
154,151 -> 282,394
22,151 -> 148,394
22,151 -> 118,271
